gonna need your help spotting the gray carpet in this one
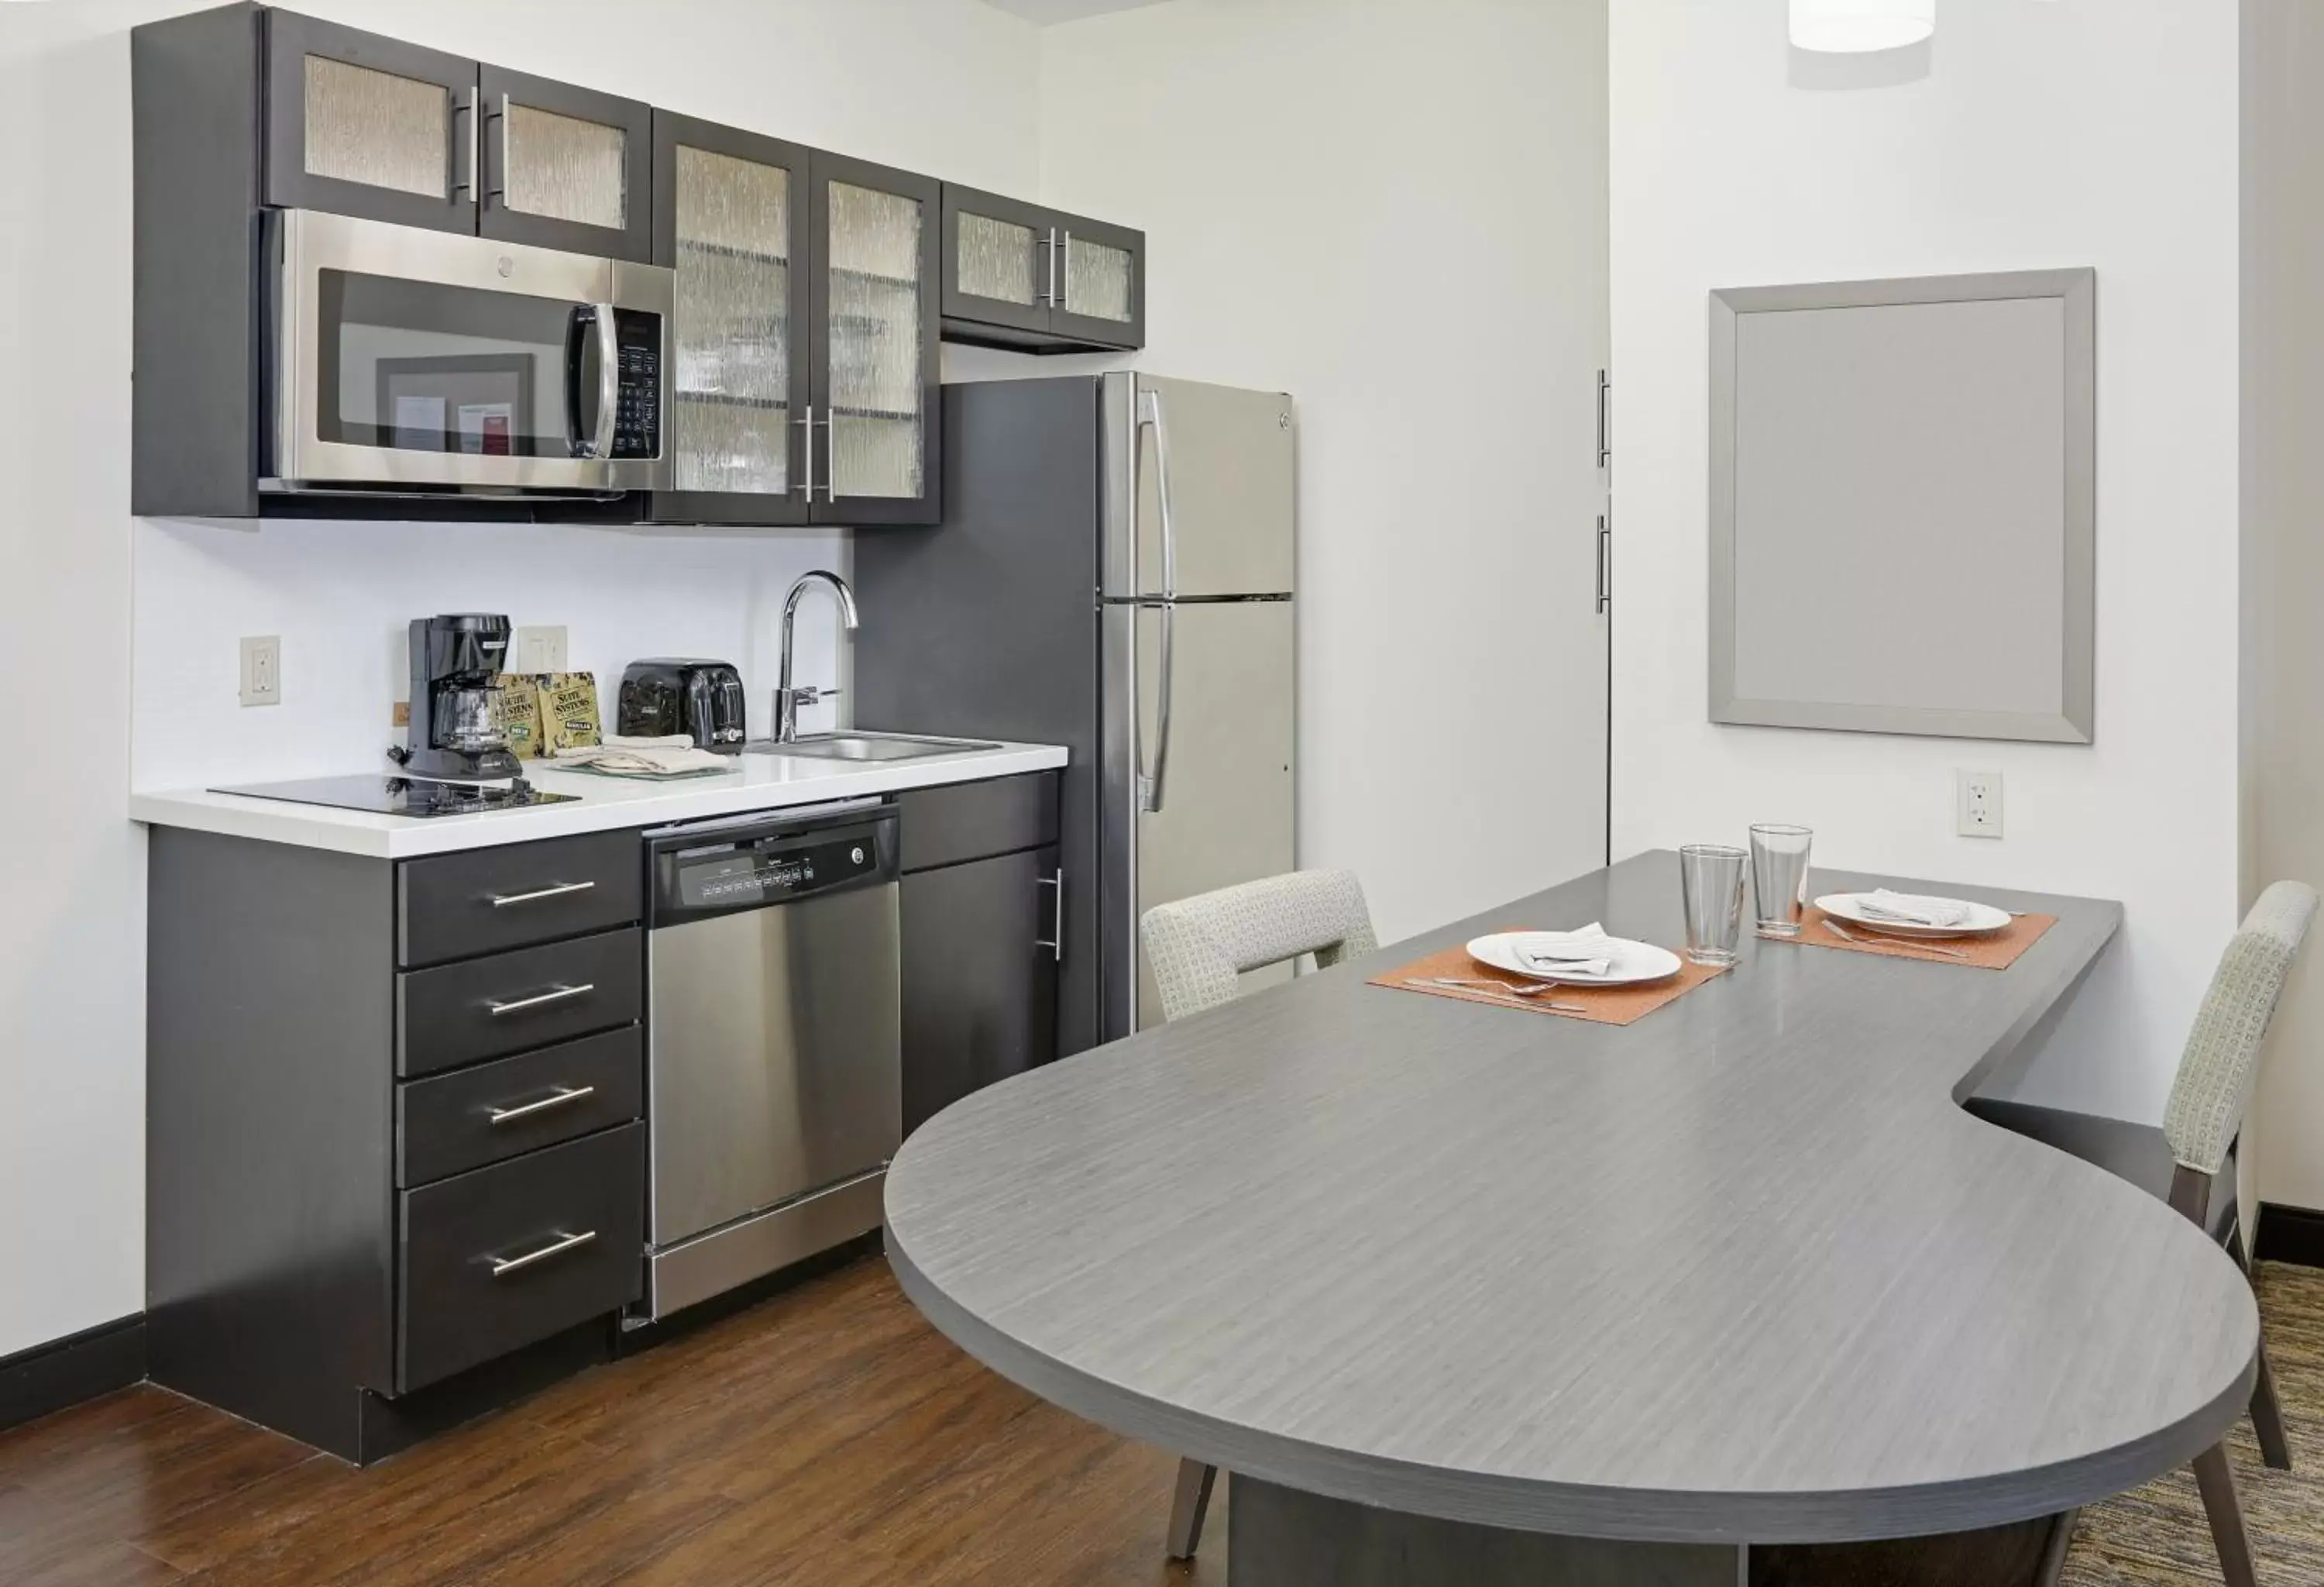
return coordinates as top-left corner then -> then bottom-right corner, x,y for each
2062,1261 -> 2324,1585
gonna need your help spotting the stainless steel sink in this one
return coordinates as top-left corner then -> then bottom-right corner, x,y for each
741,732 -> 1002,763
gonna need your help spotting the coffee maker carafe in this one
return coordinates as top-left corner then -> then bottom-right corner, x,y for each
393,614 -> 521,781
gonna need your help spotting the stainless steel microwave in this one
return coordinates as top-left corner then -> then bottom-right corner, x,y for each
263,209 -> 674,497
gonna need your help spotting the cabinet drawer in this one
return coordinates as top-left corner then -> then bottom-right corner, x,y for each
398,1028 -> 643,1187
397,929 -> 641,1079
896,773 -> 1058,873
398,1122 -> 643,1392
398,831 -> 642,969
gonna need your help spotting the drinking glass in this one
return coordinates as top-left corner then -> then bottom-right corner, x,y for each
1678,845 -> 1748,967
1749,824 -> 1814,938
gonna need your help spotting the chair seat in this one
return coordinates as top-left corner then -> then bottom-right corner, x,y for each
1964,1096 -> 2239,1247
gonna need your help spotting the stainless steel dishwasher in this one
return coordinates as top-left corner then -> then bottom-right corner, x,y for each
638,799 -> 900,1320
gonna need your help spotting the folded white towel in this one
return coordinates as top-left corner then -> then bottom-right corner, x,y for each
1511,924 -> 1616,979
552,735 -> 735,778
1856,890 -> 1973,929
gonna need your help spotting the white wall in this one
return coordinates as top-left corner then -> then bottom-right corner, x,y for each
2241,0 -> 2324,1210
1609,0 -> 2243,1124
0,0 -> 1043,1360
131,522 -> 851,790
1037,0 -> 1613,942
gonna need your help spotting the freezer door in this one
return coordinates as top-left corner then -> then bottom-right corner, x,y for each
1102,373 -> 1296,601
1102,599 -> 1297,1035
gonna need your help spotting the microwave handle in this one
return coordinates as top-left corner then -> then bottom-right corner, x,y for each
568,304 -> 621,460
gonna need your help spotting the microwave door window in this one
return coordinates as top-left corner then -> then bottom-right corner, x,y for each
316,270 -> 580,459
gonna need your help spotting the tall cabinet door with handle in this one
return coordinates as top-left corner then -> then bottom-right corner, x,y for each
807,152 -> 942,526
263,11 -> 480,236
476,65 -> 654,264
648,113 -> 813,526
899,843 -> 1061,1138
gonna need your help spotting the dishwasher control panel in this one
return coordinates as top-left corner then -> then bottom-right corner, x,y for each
676,836 -> 877,911
648,806 -> 898,928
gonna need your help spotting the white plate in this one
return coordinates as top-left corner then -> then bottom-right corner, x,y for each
1815,893 -> 2013,940
1466,932 -> 1683,987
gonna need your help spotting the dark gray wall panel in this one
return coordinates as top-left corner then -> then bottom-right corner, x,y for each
146,828 -> 396,1458
854,378 -> 1102,1054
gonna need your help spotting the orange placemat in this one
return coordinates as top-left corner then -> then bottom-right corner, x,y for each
1779,905 -> 2058,970
1367,936 -> 1728,1026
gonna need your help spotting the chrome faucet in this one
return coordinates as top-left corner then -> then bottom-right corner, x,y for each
775,570 -> 861,742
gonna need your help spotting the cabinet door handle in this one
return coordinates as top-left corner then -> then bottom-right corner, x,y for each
1058,229 -> 1072,312
1043,226 -> 1058,308
485,983 -> 594,1017
484,92 -> 508,205
452,85 -> 480,198
1596,368 -> 1611,470
1036,869 -> 1064,961
1595,515 -> 1611,614
489,880 -> 596,908
488,1228 -> 596,1278
485,1085 -> 597,1125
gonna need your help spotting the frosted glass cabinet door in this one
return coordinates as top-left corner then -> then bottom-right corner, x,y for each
262,12 -> 479,236
1049,212 -> 1144,349
651,112 -> 813,524
479,65 -> 654,264
940,185 -> 1054,343
810,153 -> 941,525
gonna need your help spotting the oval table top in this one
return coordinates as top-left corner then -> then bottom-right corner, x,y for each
885,852 -> 2257,1544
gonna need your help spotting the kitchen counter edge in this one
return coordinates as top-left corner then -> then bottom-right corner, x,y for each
129,742 -> 1070,859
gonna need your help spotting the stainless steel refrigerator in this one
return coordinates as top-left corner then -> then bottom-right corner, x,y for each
854,371 -> 1296,1055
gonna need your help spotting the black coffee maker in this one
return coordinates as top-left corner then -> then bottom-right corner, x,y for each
392,614 -> 521,782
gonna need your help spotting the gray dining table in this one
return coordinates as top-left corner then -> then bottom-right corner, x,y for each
883,850 -> 2256,1586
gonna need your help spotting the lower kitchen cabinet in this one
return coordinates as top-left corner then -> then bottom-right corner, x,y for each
896,772 -> 1064,1136
902,843 -> 1061,1136
146,825 -> 647,1464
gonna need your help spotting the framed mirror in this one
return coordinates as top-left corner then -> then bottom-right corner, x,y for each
1708,267 -> 2095,743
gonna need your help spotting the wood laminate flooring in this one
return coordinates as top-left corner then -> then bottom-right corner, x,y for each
1,1253 -> 2319,1585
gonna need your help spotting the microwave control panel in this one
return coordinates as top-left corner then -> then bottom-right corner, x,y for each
612,309 -> 662,460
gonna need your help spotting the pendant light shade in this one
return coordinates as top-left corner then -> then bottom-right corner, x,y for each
1789,0 -> 1935,53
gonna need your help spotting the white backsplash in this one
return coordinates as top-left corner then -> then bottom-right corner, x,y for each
131,516 -> 853,791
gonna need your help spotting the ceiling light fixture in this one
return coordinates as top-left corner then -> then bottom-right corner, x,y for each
1789,0 -> 1934,53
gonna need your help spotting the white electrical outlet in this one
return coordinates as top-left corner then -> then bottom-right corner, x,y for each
1957,769 -> 2003,838
239,635 -> 281,707
513,625 -> 569,673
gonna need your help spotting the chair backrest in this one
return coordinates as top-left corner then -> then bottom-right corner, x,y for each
2162,880 -> 2320,1175
1140,869 -> 1378,1023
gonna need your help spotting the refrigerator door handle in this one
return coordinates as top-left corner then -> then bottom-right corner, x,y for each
1136,386 -> 1180,812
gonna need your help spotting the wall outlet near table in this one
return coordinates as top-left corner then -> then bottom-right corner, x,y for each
513,625 -> 569,673
1957,770 -> 2003,838
238,635 -> 280,707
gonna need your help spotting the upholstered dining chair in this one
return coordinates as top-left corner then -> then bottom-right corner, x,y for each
1138,868 -> 1379,1559
1970,880 -> 2318,1587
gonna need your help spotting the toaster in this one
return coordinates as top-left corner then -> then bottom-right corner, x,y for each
617,659 -> 748,749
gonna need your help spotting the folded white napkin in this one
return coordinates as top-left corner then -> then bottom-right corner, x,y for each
1511,924 -> 1616,979
1856,889 -> 1973,929
552,735 -> 734,778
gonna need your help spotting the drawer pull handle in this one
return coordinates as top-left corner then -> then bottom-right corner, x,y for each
488,1228 -> 597,1278
489,880 -> 598,908
485,983 -> 595,1017
485,1085 -> 597,1125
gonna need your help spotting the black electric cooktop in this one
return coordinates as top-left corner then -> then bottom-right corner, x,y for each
211,774 -> 579,818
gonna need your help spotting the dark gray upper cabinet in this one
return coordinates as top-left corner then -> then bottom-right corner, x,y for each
263,10 -> 478,236
941,184 -> 1144,354
808,151 -> 945,526
638,119 -> 943,528
260,11 -> 651,264
647,112 -> 813,526
477,64 -> 655,265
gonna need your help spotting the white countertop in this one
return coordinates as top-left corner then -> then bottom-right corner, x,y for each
130,740 -> 1069,859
